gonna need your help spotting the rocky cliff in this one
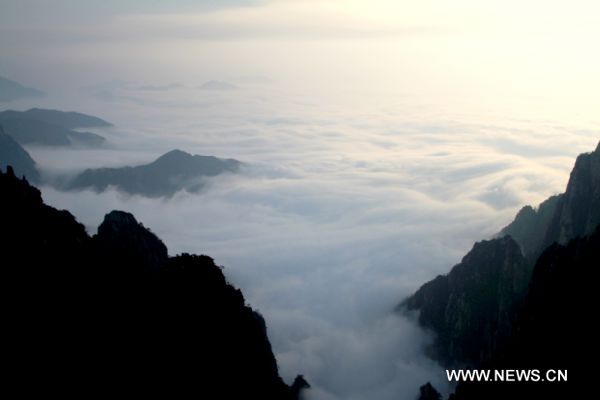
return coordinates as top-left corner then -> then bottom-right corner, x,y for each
448,225 -> 598,400
401,236 -> 530,366
0,166 -> 301,399
401,141 -> 600,370
501,140 -> 600,260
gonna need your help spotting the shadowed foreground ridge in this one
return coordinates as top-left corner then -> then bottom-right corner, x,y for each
0,166 -> 302,399
449,226 -> 598,400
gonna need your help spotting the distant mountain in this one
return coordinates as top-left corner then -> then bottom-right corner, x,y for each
0,76 -> 45,102
0,166 -> 304,398
0,108 -> 111,129
0,117 -> 107,147
400,141 -> 600,370
200,80 -> 237,90
68,149 -> 242,197
0,126 -> 40,183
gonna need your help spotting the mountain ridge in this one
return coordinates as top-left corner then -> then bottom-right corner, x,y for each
68,149 -> 242,197
0,126 -> 40,183
0,76 -> 45,102
0,108 -> 110,147
0,165 -> 304,399
401,141 -> 600,370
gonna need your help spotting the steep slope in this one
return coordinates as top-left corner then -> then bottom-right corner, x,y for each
543,141 -> 600,246
401,141 -> 600,369
0,166 -> 301,399
0,126 -> 40,182
0,108 -> 111,128
401,236 -> 530,366
0,76 -> 45,102
68,149 -> 242,197
498,194 -> 562,261
449,226 -> 598,400
501,141 -> 600,260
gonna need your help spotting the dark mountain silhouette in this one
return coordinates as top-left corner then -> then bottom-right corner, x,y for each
68,149 -> 242,197
0,76 -> 45,102
0,125 -> 40,182
417,382 -> 442,400
0,108 -> 112,129
401,142 -> 600,365
0,166 -> 304,399
448,226 -> 598,400
0,117 -> 107,147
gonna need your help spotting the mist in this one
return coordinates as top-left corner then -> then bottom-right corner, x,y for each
2,1 -> 599,399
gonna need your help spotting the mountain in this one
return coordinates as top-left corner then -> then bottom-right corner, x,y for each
0,166 -> 303,399
497,194 -> 562,261
401,236 -> 530,366
448,226 -> 598,400
0,126 -> 40,182
0,108 -> 112,129
68,149 -> 242,197
0,117 -> 107,147
417,383 -> 442,400
400,141 -> 600,369
501,141 -> 600,261
200,80 -> 237,90
0,108 -> 110,147
0,76 -> 45,102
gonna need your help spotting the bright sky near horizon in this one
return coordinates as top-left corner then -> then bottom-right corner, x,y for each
1,0 -> 599,122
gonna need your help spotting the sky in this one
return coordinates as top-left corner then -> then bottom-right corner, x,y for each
1,1 -> 599,399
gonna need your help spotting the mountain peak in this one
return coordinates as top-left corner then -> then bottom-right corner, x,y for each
96,210 -> 168,271
68,149 -> 242,197
155,149 -> 192,162
100,210 -> 140,230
